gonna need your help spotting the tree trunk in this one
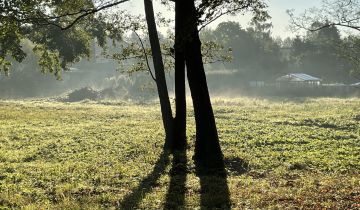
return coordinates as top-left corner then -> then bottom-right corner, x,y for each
144,0 -> 174,149
180,0 -> 224,169
173,0 -> 187,151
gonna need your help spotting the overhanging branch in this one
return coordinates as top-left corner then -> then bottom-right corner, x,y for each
133,31 -> 157,82
16,0 -> 131,30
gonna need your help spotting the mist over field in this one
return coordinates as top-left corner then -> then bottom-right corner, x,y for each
1,20 -> 359,101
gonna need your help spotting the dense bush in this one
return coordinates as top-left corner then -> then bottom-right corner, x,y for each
65,87 -> 99,102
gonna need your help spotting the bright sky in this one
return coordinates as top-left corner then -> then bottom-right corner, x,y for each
119,0 -> 323,38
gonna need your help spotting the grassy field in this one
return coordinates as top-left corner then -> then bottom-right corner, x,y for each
0,97 -> 359,209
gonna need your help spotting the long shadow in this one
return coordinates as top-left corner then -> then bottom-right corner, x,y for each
119,150 -> 170,209
195,158 -> 231,210
164,150 -> 187,209
118,148 -> 232,209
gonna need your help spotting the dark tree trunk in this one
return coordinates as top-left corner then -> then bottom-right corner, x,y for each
173,0 -> 187,151
144,0 -> 174,149
180,0 -> 224,169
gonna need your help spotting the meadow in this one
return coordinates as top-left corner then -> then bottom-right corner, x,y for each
0,97 -> 359,209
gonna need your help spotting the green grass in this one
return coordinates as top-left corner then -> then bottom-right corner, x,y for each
0,97 -> 359,209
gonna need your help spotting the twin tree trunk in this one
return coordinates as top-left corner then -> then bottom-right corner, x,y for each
144,0 -> 186,151
173,0 -> 187,151
144,0 -> 174,149
177,0 -> 224,168
144,0 -> 224,168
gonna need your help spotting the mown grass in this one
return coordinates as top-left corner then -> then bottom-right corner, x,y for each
0,97 -> 359,209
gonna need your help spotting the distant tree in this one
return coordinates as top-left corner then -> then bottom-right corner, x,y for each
288,26 -> 353,82
210,21 -> 253,71
341,35 -> 360,79
0,40 -> 65,98
204,21 -> 286,81
246,21 -> 286,78
287,0 -> 360,78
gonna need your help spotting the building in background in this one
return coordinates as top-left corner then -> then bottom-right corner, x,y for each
276,73 -> 322,87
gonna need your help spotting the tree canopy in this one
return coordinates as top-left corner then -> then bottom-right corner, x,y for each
1,0 -> 130,75
0,0 -> 268,76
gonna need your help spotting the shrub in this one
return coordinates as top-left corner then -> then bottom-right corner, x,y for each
65,87 -> 99,102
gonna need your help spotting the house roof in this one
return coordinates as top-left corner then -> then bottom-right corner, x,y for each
276,73 -> 322,82
350,82 -> 360,86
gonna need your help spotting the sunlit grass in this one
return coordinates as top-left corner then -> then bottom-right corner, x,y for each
0,97 -> 359,209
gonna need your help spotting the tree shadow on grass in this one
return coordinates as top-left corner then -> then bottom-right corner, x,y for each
195,159 -> 231,210
119,150 -> 170,209
119,148 -> 233,209
164,150 -> 187,209
164,151 -> 233,209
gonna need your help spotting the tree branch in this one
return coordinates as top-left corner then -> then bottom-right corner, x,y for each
17,0 -> 131,30
133,31 -> 157,82
288,0 -> 360,33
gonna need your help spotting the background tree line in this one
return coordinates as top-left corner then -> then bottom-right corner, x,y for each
1,19 -> 359,98
204,21 -> 358,86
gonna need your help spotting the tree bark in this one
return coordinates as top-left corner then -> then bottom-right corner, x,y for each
173,0 -> 187,151
144,0 -> 174,149
180,0 -> 224,168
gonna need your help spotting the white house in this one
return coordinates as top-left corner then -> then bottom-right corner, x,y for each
276,73 -> 322,87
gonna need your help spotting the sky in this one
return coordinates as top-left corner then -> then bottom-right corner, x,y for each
120,0 -> 323,38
